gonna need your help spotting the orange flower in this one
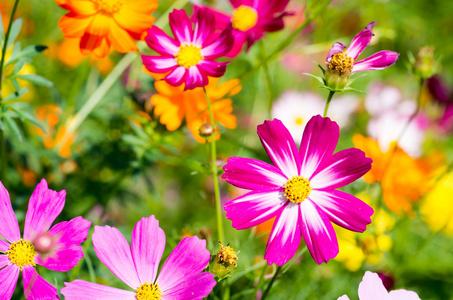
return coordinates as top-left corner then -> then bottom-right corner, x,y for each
57,0 -> 158,57
151,77 -> 241,143
353,134 -> 439,215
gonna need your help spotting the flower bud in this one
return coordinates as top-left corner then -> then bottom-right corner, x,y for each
414,46 -> 439,79
325,68 -> 351,91
209,242 -> 238,279
199,124 -> 215,137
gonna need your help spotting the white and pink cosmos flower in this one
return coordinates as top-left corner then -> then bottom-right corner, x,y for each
326,21 -> 399,75
142,8 -> 234,90
338,271 -> 421,300
222,115 -> 373,265
61,215 -> 216,300
0,179 -> 91,300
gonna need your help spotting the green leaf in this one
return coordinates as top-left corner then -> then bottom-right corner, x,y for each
6,45 -> 47,66
0,119 -> 4,131
2,87 -> 29,102
343,87 -> 367,93
9,106 -> 46,133
6,18 -> 22,47
3,114 -> 22,142
10,78 -> 20,92
16,74 -> 53,87
0,11 -> 3,42
346,73 -> 367,85
302,72 -> 325,85
314,61 -> 326,75
12,57 -> 28,75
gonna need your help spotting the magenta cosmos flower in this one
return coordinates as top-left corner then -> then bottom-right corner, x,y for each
142,8 -> 234,91
194,0 -> 292,57
0,179 -> 91,299
61,215 -> 216,299
338,271 -> 421,300
222,115 -> 373,266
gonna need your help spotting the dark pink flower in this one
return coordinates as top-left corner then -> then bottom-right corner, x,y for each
326,21 -> 399,75
61,215 -> 216,299
194,0 -> 293,57
0,179 -> 91,299
222,116 -> 373,265
142,8 -> 234,91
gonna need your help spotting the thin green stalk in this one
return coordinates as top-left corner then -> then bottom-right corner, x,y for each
396,77 -> 424,142
203,86 -> 224,244
70,225 -> 95,281
323,90 -> 335,117
259,41 -> 273,118
85,252 -> 96,283
261,265 -> 283,300
253,264 -> 268,300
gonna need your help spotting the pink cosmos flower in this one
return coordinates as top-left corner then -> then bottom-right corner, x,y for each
142,8 -> 234,91
61,215 -> 216,299
194,0 -> 293,57
338,271 -> 421,300
222,115 -> 373,265
326,21 -> 399,75
0,179 -> 91,300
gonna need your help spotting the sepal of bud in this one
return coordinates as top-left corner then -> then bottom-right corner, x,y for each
410,46 -> 440,79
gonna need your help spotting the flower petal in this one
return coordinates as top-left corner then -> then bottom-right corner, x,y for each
222,157 -> 287,190
61,280 -> 136,300
201,26 -> 234,59
358,271 -> 391,300
352,51 -> 400,73
142,55 -> 177,73
65,0 -> 98,15
264,202 -> 301,266
157,236 -> 210,293
113,7 -> 155,35
23,265 -> 58,300
24,179 -> 66,241
144,26 -> 180,56
326,42 -> 347,62
58,14 -> 93,38
131,216 -> 165,284
338,296 -> 351,300
309,190 -> 373,232
310,148 -> 372,190
299,200 -> 339,264
92,225 -> 141,289
257,119 -> 301,178
0,182 -> 20,243
184,66 -> 208,91
224,188 -> 287,230
193,5 -> 231,30
197,60 -> 228,78
256,0 -> 290,15
169,9 -> 193,44
345,21 -> 377,60
299,115 -> 339,178
192,7 -> 216,46
0,264 -> 19,300
165,66 -> 187,87
0,240 -> 9,253
162,272 -> 216,300
108,20 -> 138,53
389,290 -> 421,300
36,216 -> 91,272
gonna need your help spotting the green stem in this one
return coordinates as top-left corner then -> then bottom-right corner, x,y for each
323,90 -> 335,117
203,87 -> 224,244
70,225 -> 95,281
253,264 -> 268,300
396,77 -> 424,141
261,265 -> 283,300
259,41 -> 273,118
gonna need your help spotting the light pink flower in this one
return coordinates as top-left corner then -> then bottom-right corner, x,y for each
142,8 -> 234,90
0,179 -> 91,300
194,0 -> 293,57
338,271 -> 421,300
61,215 -> 216,299
222,115 -> 373,265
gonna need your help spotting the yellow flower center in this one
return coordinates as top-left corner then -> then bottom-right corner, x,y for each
174,44 -> 203,69
136,282 -> 162,300
295,117 -> 303,125
7,239 -> 37,270
217,242 -> 238,267
92,0 -> 124,14
328,52 -> 354,75
231,5 -> 258,31
284,176 -> 312,203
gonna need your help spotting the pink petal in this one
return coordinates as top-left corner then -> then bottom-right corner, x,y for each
299,115 -> 339,178
256,12 -> 292,33
0,182 -> 20,243
36,216 -> 91,272
192,7 -> 216,45
310,148 -> 372,190
61,280 -> 136,300
358,271 -> 391,300
141,55 -> 177,73
352,50 -> 400,73
256,0 -> 290,15
346,21 -> 377,61
0,264 -> 19,300
0,239 -> 9,252
22,265 -> 58,300
389,290 -> 421,300
0,254 -> 9,268
257,119 -> 301,178
222,157 -> 287,190
184,66 -> 208,91
144,26 -> 180,56
299,200 -> 339,264
224,188 -> 287,230
157,236 -> 210,293
165,66 -> 187,87
264,203 -> 301,266
201,25 -> 234,59
24,179 -> 66,241
162,272 -> 216,300
197,60 -> 229,78
131,216 -> 165,284
92,225 -> 141,289
338,296 -> 351,300
309,190 -> 373,232
326,42 -> 347,62
230,0 -> 252,8
193,5 -> 231,31
225,30 -> 247,58
169,9 -> 193,44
